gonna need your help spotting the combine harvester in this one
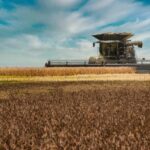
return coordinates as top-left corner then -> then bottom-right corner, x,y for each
45,32 -> 150,72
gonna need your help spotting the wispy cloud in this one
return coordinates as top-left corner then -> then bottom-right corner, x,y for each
0,0 -> 150,66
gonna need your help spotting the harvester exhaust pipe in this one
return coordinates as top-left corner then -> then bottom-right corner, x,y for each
93,41 -> 100,47
93,43 -> 95,47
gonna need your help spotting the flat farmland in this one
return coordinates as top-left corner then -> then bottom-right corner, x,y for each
0,74 -> 150,82
0,67 -> 136,76
0,81 -> 150,149
0,67 -> 150,83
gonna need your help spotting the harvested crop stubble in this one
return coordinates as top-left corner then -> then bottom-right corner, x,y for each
0,67 -> 135,76
0,82 -> 150,149
0,74 -> 150,82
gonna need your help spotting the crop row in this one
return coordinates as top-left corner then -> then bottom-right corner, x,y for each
0,82 -> 149,149
0,67 -> 135,76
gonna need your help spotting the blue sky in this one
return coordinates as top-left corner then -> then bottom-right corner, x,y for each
0,0 -> 150,66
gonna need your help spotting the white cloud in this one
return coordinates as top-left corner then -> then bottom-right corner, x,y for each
0,0 -> 150,66
132,32 -> 150,41
38,0 -> 80,9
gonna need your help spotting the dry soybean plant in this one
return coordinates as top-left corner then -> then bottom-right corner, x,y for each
0,82 -> 150,149
0,67 -> 136,76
